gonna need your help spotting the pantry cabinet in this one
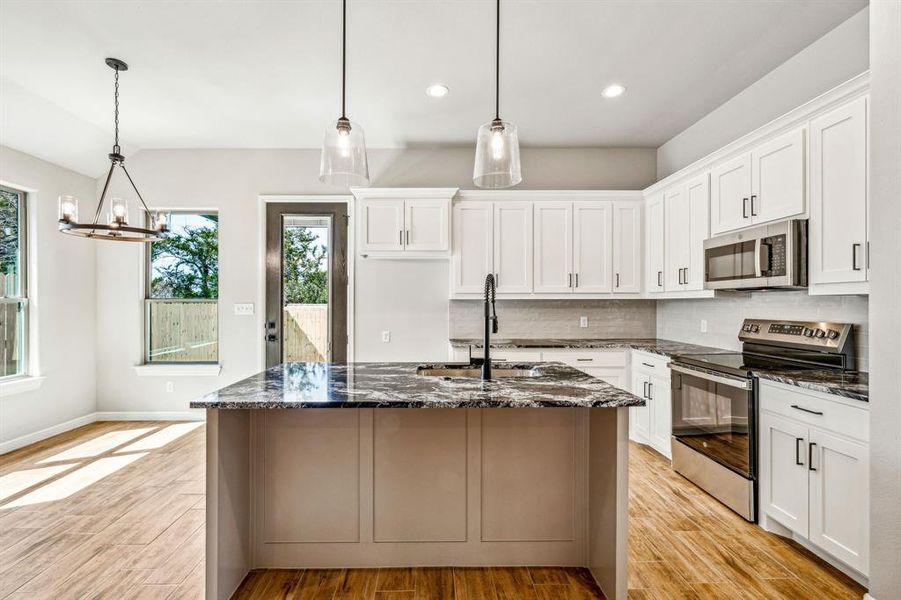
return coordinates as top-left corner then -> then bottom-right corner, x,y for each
809,96 -> 869,290
356,188 -> 455,256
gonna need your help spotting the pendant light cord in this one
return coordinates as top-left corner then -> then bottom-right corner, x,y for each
495,0 -> 500,120
341,0 -> 347,120
114,65 -> 120,153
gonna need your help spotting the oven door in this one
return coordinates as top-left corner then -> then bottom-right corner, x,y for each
670,364 -> 755,478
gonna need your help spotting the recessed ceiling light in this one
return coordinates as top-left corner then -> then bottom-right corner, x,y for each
426,84 -> 449,98
602,83 -> 626,99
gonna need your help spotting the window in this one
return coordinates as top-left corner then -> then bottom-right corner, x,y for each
0,186 -> 26,379
145,212 -> 218,363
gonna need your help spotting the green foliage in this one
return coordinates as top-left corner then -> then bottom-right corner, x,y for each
150,215 -> 219,299
283,227 -> 328,304
0,189 -> 20,294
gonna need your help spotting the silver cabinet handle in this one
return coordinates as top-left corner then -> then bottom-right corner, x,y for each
743,197 -> 750,219
750,194 -> 758,216
852,243 -> 861,271
795,437 -> 805,466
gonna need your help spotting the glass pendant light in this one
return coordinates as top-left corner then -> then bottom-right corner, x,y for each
58,58 -> 169,242
319,0 -> 369,187
473,0 -> 521,189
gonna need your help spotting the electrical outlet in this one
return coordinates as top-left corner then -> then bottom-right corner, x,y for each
233,303 -> 254,316
165,381 -> 174,393
381,330 -> 391,343
700,319 -> 708,333
580,316 -> 589,328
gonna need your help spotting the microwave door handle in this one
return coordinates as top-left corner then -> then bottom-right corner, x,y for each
754,238 -> 763,278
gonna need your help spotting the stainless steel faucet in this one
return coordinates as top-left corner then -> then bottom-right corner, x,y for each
481,274 -> 499,380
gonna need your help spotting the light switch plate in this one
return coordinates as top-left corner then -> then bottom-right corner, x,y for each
234,303 -> 255,316
580,316 -> 589,328
382,330 -> 391,343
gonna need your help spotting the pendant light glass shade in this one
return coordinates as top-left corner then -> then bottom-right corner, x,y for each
319,118 -> 370,187
473,118 -> 521,188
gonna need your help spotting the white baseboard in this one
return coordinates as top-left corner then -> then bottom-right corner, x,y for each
0,410 -> 206,455
0,413 -> 98,455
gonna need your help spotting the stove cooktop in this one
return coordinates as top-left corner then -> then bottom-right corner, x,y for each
672,351 -> 839,379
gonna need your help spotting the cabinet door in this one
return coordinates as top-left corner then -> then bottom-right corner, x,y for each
808,429 -> 869,575
360,199 -> 405,252
648,373 -> 672,459
452,202 -> 494,294
809,97 -> 868,285
710,154 -> 752,234
760,412 -> 809,537
631,372 -> 650,442
664,186 -> 689,292
405,199 -> 449,252
573,201 -> 613,293
612,202 -> 642,293
645,192 -> 666,293
533,202 -> 574,293
752,127 -> 806,224
685,173 -> 710,291
493,202 -> 533,294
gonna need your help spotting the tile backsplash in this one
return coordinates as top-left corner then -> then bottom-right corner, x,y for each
656,291 -> 869,371
449,299 -> 657,340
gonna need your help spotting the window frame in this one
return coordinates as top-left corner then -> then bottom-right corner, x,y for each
143,210 -> 219,365
0,185 -> 28,381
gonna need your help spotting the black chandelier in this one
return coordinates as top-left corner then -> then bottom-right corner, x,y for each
58,58 -> 169,242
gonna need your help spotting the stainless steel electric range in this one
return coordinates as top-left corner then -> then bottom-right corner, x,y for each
669,319 -> 855,522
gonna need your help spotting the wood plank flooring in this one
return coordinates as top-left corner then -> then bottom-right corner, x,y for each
0,421 -> 868,599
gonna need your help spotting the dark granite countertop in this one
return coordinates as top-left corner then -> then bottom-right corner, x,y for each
450,337 -> 735,358
190,362 -> 646,409
754,369 -> 868,402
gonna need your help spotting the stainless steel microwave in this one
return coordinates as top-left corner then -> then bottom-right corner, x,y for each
703,219 -> 807,290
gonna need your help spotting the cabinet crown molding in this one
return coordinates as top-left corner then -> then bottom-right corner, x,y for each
456,190 -> 644,202
351,187 -> 458,200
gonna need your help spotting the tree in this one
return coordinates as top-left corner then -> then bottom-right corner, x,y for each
0,190 -> 20,294
283,227 -> 328,304
150,216 -> 219,299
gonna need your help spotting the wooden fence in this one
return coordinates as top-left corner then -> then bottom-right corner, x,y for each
147,300 -> 218,363
283,304 -> 328,362
0,301 -> 20,377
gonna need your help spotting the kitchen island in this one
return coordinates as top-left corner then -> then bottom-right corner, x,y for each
191,362 -> 644,600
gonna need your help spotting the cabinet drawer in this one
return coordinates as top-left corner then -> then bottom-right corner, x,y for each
631,350 -> 669,374
759,381 -> 868,442
541,350 -> 628,368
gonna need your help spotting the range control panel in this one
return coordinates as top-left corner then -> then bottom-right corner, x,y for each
738,319 -> 853,353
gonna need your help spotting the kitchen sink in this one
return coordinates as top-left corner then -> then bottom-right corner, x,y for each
416,365 -> 541,378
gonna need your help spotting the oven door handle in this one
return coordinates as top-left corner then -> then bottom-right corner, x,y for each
669,364 -> 752,390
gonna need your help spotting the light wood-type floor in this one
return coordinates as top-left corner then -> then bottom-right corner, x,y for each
0,421 -> 867,599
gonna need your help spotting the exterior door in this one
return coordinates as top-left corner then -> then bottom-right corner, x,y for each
573,201 -> 613,293
711,153 -> 752,234
612,202 -> 641,293
752,127 -> 806,224
265,202 -> 348,367
808,428 -> 869,573
452,201 -> 493,294
533,201 -> 573,293
493,202 -> 533,294
760,412 -> 809,537
645,192 -> 666,293
809,97 -> 868,284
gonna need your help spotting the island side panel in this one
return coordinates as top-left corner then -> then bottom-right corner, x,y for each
587,407 -> 629,600
206,409 -> 251,600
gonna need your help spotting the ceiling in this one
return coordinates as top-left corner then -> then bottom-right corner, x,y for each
0,0 -> 866,176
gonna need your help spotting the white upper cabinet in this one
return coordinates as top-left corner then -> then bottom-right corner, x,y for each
573,202 -> 613,293
710,153 -> 752,235
534,201 -> 574,293
612,202 -> 642,293
360,199 -> 405,252
809,96 -> 868,287
751,127 -> 806,224
645,192 -> 666,293
684,173 -> 710,291
452,201 -> 494,294
493,202 -> 533,294
664,185 -> 689,292
356,188 -> 455,256
404,199 -> 449,252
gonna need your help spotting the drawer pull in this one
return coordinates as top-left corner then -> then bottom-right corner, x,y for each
791,404 -> 824,416
641,362 -> 655,368
795,437 -> 805,466
576,358 -> 593,362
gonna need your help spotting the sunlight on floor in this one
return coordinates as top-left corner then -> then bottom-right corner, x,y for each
37,427 -> 157,464
115,422 -> 204,453
0,464 -> 75,502
1,453 -> 148,509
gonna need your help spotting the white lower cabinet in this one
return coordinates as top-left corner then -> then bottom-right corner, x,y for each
759,381 -> 869,576
629,351 -> 671,459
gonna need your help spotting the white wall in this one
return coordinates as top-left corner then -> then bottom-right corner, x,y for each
656,7 -> 869,179
94,147 -> 657,413
0,146 -> 97,449
867,1 -> 901,597
657,292 -> 869,371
